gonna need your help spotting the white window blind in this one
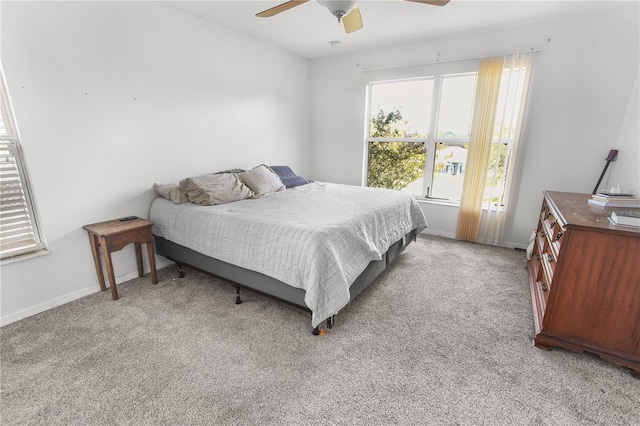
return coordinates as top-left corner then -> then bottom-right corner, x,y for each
0,62 -> 45,260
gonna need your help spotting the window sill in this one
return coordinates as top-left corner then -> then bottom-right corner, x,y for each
1,248 -> 51,266
416,197 -> 460,207
416,197 -> 506,213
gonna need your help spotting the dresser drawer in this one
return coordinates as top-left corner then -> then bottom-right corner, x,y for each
539,201 -> 565,261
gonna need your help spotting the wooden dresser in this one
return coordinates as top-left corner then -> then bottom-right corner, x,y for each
527,191 -> 640,378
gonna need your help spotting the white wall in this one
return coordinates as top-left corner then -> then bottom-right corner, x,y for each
0,1 -> 310,324
309,2 -> 639,247
607,70 -> 640,193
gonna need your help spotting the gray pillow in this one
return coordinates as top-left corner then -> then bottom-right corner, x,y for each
238,165 -> 286,197
153,183 -> 189,204
179,173 -> 254,205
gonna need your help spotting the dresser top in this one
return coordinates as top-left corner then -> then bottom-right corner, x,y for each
544,191 -> 640,235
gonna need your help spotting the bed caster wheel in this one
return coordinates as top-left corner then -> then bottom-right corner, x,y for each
176,263 -> 185,278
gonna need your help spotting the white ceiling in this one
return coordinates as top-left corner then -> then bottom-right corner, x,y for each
164,0 -> 624,59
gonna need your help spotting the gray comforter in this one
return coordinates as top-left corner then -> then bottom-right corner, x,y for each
150,182 -> 427,327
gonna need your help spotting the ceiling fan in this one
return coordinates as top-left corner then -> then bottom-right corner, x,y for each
256,0 -> 450,34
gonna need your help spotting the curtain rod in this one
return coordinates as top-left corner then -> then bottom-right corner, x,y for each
361,49 -> 541,73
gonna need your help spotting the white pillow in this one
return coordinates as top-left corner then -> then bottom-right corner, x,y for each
238,165 -> 286,197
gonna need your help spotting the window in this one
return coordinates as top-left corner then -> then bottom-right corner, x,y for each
365,58 -> 530,208
0,61 -> 46,261
367,79 -> 432,193
366,71 -> 476,201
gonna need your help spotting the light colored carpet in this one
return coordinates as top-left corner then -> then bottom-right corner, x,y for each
1,234 -> 638,425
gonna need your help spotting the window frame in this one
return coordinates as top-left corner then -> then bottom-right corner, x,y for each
0,59 -> 47,263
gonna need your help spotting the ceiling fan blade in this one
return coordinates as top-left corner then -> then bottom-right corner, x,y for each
403,0 -> 450,6
256,0 -> 310,18
342,7 -> 363,34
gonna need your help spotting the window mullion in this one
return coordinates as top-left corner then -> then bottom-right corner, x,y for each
423,76 -> 443,198
363,83 -> 374,186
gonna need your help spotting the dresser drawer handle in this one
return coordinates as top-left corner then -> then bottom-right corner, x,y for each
545,212 -> 551,220
549,221 -> 556,228
541,283 -> 549,292
555,231 -> 564,241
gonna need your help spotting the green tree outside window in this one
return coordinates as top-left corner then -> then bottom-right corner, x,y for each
367,109 -> 426,190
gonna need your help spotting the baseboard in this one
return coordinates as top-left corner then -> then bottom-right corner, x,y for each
0,259 -> 174,327
420,230 -> 528,250
420,229 -> 457,240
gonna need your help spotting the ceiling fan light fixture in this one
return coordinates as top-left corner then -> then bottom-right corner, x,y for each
317,0 -> 363,21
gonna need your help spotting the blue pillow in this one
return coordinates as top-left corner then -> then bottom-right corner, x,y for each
269,166 -> 308,189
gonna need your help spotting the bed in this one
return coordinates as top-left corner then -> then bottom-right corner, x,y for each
150,166 -> 427,333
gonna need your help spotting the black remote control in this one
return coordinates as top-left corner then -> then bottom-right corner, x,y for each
119,216 -> 137,221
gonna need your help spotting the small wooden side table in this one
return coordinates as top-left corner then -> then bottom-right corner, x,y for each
83,217 -> 158,300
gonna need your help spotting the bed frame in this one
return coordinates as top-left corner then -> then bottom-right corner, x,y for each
153,229 -> 418,334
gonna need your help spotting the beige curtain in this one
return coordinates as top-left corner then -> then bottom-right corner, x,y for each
456,57 -> 504,241
478,53 -> 533,245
